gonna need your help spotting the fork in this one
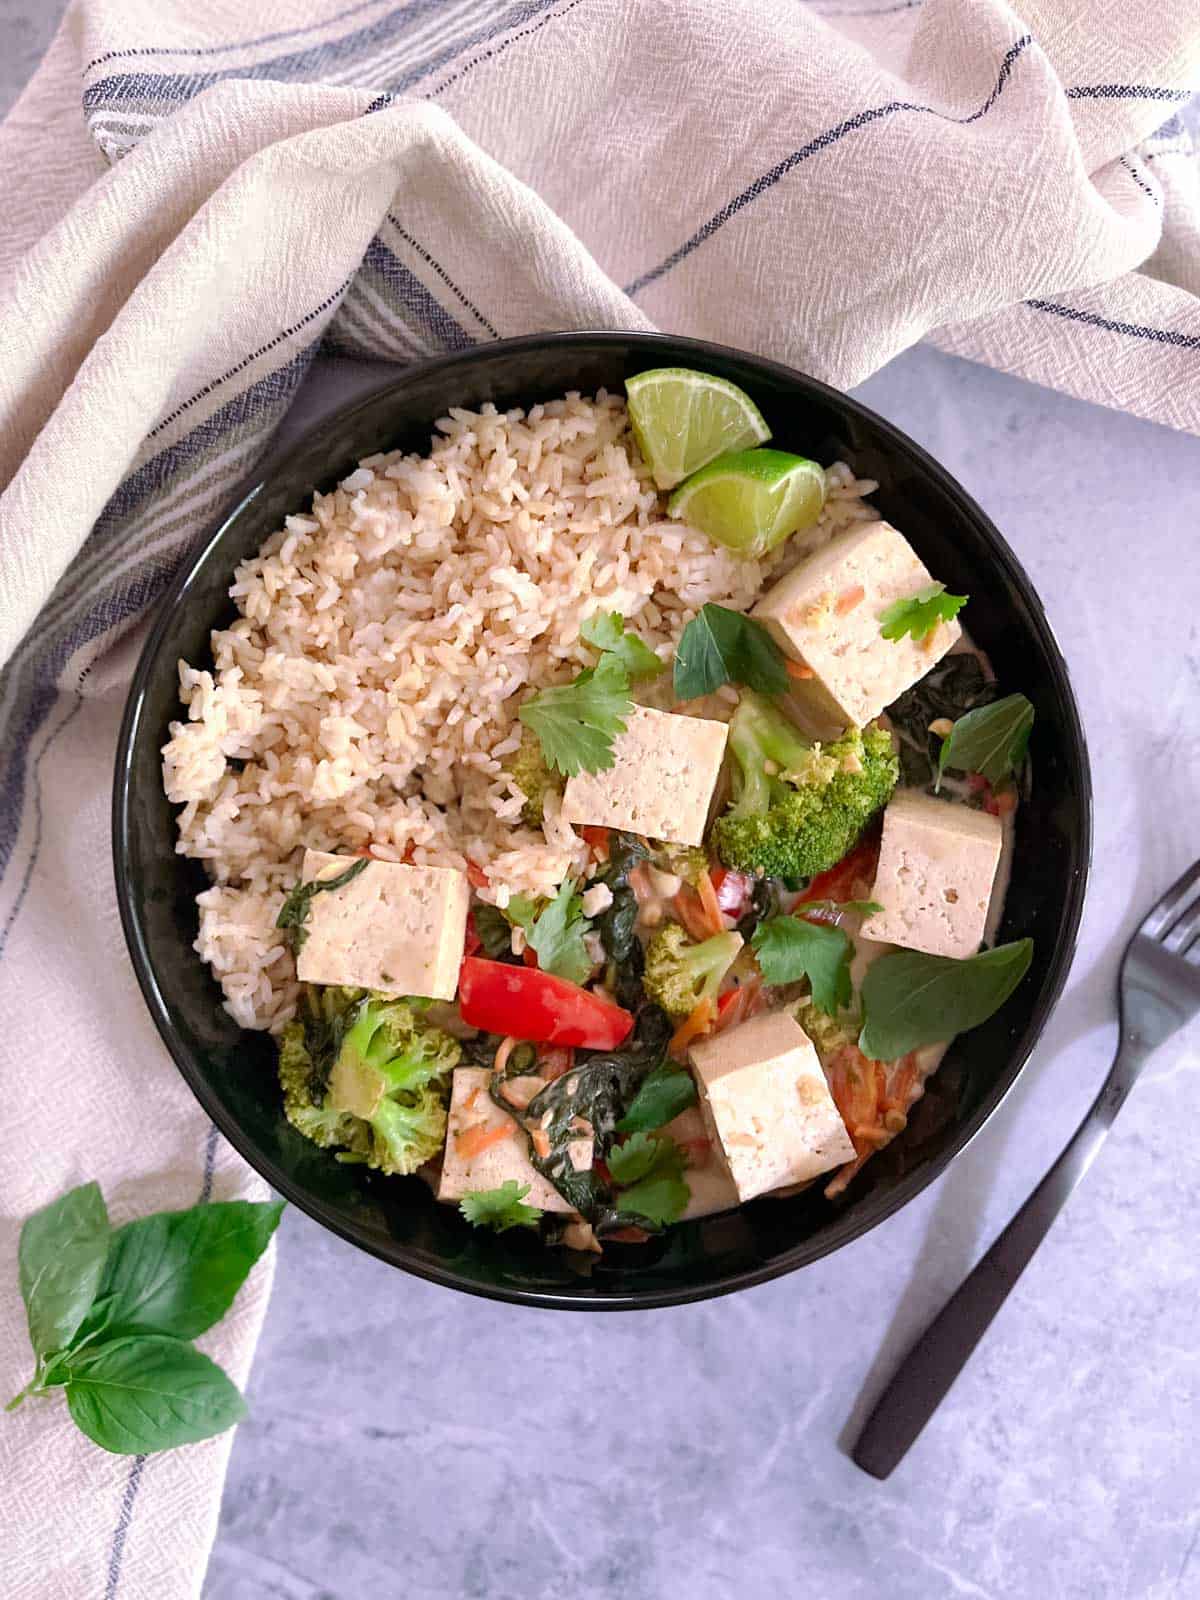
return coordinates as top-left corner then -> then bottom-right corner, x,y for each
852,858 -> 1200,1480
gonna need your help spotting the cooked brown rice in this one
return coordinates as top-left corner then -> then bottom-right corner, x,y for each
163,392 -> 876,1032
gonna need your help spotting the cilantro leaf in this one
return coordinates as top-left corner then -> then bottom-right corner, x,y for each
673,604 -> 789,700
607,1130 -> 668,1185
878,582 -> 967,642
936,693 -> 1034,787
507,878 -> 594,985
458,1181 -> 543,1233
519,653 -> 632,778
751,914 -> 853,1015
609,1134 -> 689,1227
580,613 -> 665,680
616,1063 -> 698,1134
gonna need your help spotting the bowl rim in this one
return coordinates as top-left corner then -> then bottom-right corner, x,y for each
113,329 -> 1093,1310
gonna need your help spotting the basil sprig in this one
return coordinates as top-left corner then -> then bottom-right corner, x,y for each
858,939 -> 1034,1060
673,603 -> 789,700
6,1183 -> 282,1455
937,694 -> 1034,788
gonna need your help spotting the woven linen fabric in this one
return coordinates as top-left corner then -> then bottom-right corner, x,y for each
0,1 -> 1196,1595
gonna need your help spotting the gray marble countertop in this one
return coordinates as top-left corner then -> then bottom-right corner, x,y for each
4,17 -> 1199,1600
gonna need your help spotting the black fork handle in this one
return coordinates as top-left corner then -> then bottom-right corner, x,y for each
851,1041 -> 1145,1479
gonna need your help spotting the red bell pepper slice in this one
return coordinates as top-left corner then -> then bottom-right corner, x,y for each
798,830 -> 881,905
457,957 -> 634,1049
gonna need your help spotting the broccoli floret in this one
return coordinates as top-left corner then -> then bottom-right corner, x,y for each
506,727 -> 563,827
643,923 -> 744,1020
713,692 -> 898,879
278,990 -> 460,1175
796,1000 -> 859,1059
653,843 -> 710,887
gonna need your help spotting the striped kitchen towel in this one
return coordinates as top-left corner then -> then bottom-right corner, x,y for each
0,1 -> 1196,1595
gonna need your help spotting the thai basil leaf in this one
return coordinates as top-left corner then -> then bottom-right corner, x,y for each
17,1182 -> 110,1361
936,694 -> 1035,787
63,1335 -> 247,1455
673,604 -> 789,699
78,1200 -> 284,1344
859,939 -> 1034,1060
616,1063 -> 698,1134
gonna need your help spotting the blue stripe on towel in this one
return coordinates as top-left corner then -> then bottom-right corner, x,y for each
0,696 -> 85,962
83,0 -> 562,116
383,215 -> 499,339
1064,83 -> 1192,103
361,236 -> 474,350
83,1 -> 448,109
1118,155 -> 1160,206
99,348 -> 315,532
104,1456 -> 149,1599
422,0 -> 585,99
625,33 -> 1033,298
1025,299 -> 1200,350
86,0 -> 391,72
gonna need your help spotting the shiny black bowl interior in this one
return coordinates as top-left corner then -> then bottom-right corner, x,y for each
113,332 -> 1091,1309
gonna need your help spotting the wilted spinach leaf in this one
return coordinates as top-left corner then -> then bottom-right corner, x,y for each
886,655 -> 999,792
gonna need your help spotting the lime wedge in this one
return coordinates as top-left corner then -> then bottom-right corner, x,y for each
626,368 -> 771,491
667,449 -> 826,558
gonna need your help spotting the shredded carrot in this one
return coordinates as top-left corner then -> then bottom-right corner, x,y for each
492,1036 -> 517,1076
696,869 -> 725,938
455,1121 -> 513,1160
463,1086 -> 480,1111
785,658 -> 816,681
669,996 -> 715,1059
465,861 -> 489,890
530,1126 -> 551,1159
714,976 -> 763,1034
835,584 -> 866,615
672,885 -> 715,943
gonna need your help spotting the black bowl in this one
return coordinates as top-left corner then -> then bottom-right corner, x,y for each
113,332 -> 1091,1309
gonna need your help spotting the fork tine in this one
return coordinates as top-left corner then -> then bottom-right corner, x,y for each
1142,859 -> 1200,941
1163,903 -> 1200,955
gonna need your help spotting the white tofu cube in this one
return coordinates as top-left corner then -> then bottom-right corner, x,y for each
294,849 -> 468,1000
689,1011 -> 855,1201
861,791 -> 1003,959
752,520 -> 961,729
560,705 -> 729,847
437,1067 -> 587,1214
